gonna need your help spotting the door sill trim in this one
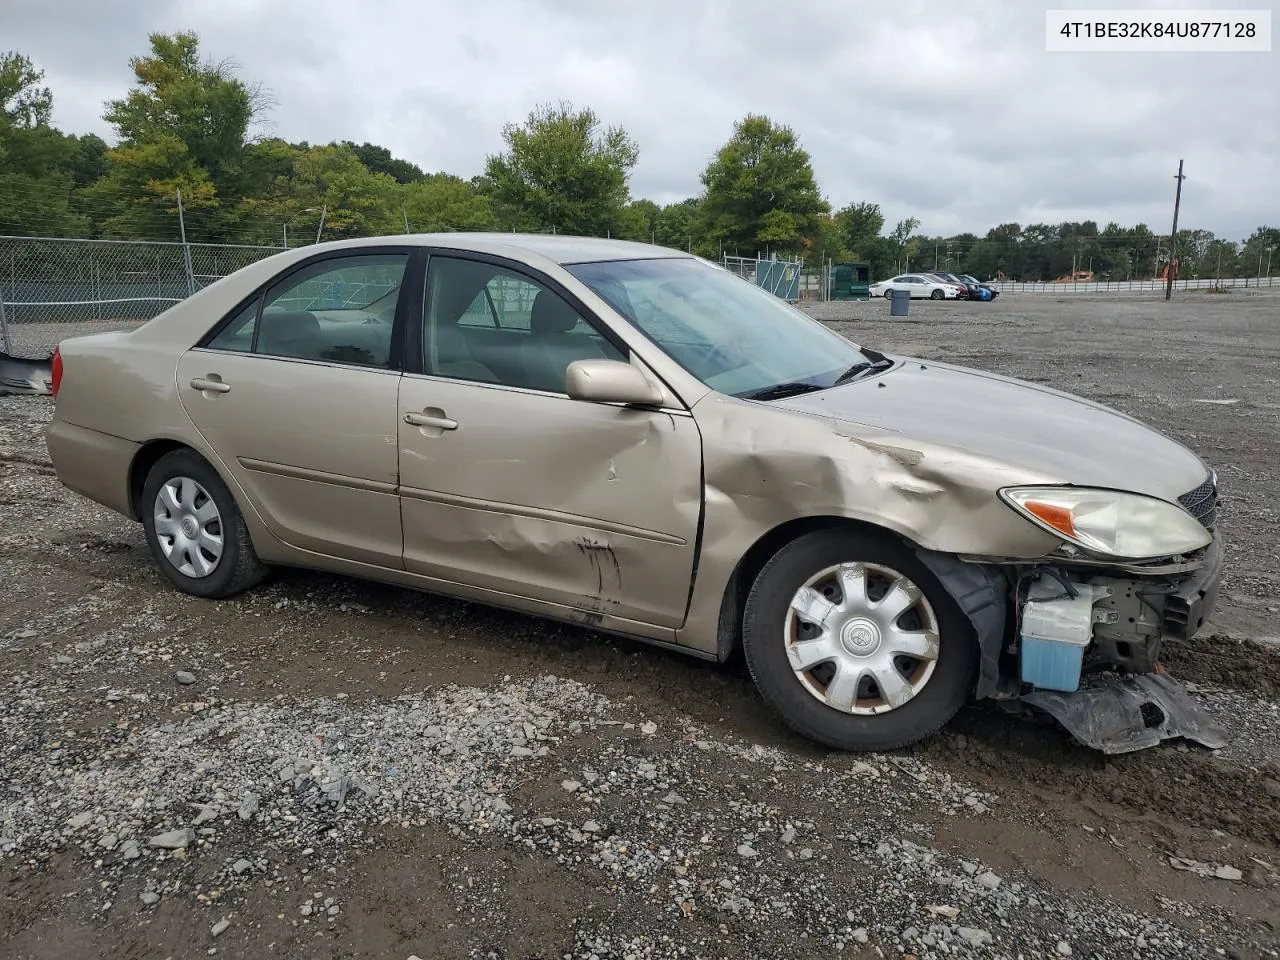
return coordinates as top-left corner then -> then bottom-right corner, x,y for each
239,457 -> 397,494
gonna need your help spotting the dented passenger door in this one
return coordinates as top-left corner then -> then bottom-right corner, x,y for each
396,252 -> 703,629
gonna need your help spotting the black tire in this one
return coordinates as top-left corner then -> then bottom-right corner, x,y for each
883,289 -> 893,299
741,528 -> 978,752
141,448 -> 269,599
930,289 -> 944,300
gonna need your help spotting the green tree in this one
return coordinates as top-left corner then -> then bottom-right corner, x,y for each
0,53 -> 96,236
888,217 -> 920,273
93,31 -> 268,238
1239,226 -> 1280,278
237,143 -> 401,242
83,136 -> 220,239
698,114 -> 830,258
0,51 -> 52,130
615,198 -> 660,241
653,198 -> 701,252
402,173 -> 498,232
483,101 -> 638,236
833,201 -> 884,258
344,141 -> 425,185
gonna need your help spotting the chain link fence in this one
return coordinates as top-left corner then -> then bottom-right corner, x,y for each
0,235 -> 286,360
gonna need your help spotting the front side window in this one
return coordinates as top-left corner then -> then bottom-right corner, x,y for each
205,253 -> 408,368
567,257 -> 876,399
423,256 -> 625,393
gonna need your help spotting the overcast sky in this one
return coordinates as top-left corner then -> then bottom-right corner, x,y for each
2,0 -> 1276,240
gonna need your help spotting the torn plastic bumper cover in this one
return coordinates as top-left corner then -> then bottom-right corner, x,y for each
1022,673 -> 1227,754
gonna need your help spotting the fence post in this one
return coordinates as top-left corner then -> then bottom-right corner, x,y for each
0,283 -> 11,354
176,189 -> 196,296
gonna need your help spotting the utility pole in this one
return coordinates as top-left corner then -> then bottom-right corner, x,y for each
315,205 -> 327,244
1165,159 -> 1185,301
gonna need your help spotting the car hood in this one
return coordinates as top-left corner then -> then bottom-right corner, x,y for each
769,357 -> 1210,501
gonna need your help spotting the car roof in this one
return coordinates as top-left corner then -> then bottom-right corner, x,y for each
300,232 -> 697,266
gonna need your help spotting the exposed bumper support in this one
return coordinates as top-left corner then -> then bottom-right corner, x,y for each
916,549 -> 1009,699
1162,535 -> 1223,640
1022,673 -> 1228,754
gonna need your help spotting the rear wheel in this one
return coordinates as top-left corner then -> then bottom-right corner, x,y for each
742,528 -> 977,751
141,449 -> 268,599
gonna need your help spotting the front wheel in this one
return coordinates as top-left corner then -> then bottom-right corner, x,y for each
930,289 -> 944,300
883,289 -> 894,300
741,528 -> 977,751
141,449 -> 269,599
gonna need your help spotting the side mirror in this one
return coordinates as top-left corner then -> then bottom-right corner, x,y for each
565,359 -> 664,406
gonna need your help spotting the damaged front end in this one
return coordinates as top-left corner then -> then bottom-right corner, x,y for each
928,478 -> 1227,754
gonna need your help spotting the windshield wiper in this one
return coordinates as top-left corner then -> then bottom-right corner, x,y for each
739,381 -> 827,401
832,351 -> 894,386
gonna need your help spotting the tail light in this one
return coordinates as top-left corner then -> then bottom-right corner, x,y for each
50,346 -> 63,398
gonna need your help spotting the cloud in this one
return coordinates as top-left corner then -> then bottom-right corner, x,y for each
2,0 -> 1276,239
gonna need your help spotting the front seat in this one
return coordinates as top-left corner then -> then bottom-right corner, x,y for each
433,320 -> 497,382
520,290 -> 607,393
257,310 -> 324,360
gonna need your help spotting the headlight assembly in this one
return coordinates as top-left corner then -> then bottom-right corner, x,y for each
1000,486 -> 1212,560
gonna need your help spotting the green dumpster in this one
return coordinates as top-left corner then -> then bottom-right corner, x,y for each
829,261 -> 871,300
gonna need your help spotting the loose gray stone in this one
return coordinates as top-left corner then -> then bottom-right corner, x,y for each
852,928 -> 869,944
798,848 -> 813,860
975,870 -> 1002,890
780,827 -> 797,844
1057,941 -> 1073,957
139,892 -> 160,906
193,805 -> 218,825
175,671 -> 196,685
737,843 -> 758,858
561,779 -> 581,793
119,840 -> 141,861
148,827 -> 194,849
232,858 -> 252,875
582,820 -> 602,833
237,793 -> 259,821
958,927 -> 992,947
210,919 -> 229,937
66,812 -> 93,830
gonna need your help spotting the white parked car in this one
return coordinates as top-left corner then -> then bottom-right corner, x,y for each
869,275 -> 963,300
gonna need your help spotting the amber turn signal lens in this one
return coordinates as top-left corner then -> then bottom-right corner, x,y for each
1023,501 -> 1075,537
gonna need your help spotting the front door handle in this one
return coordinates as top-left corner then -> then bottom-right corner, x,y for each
404,411 -> 457,430
189,376 -> 231,394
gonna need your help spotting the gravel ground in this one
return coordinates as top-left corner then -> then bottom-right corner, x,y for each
2,289 -> 1279,959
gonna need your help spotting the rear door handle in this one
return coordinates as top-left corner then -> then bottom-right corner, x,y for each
189,376 -> 231,394
404,412 -> 457,430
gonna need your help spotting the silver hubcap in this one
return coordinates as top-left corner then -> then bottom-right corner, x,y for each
785,561 -> 940,716
153,477 -> 224,578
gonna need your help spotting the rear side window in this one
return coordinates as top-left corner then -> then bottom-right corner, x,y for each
203,253 -> 409,369
207,303 -> 257,352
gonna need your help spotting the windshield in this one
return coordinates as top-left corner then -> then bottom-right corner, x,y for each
567,257 -> 875,398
